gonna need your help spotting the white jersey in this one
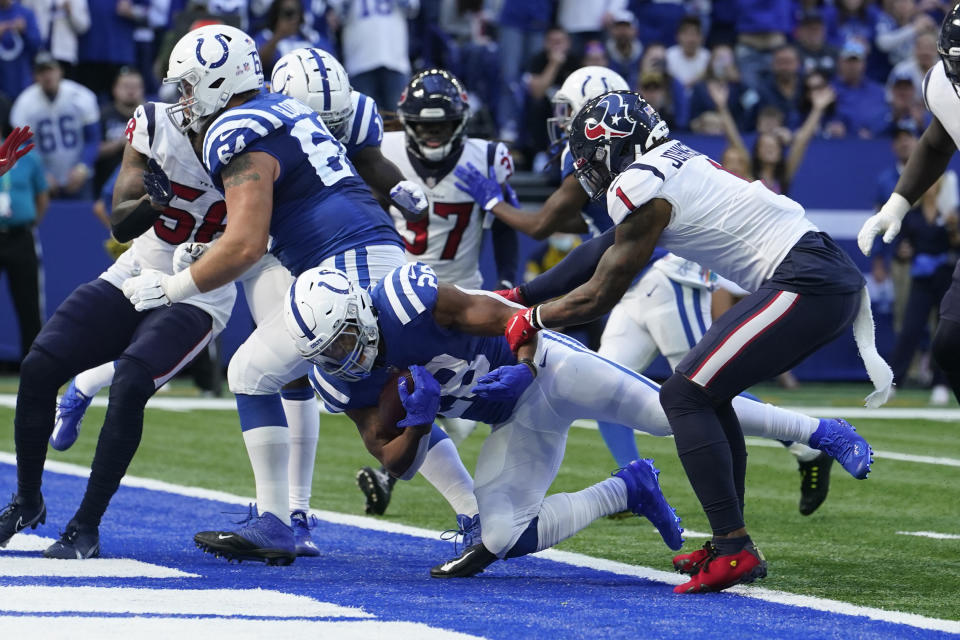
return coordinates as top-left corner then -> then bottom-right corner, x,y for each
382,132 -> 514,289
9,79 -> 99,187
332,0 -> 414,76
607,140 -> 817,292
923,61 -> 960,148
99,101 -> 236,333
653,253 -> 715,290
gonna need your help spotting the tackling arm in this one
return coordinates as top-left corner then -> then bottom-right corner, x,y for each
488,174 -> 589,240
537,199 -> 671,327
186,151 -> 276,291
110,143 -> 162,242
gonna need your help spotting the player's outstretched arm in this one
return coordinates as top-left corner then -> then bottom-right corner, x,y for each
537,199 -> 670,328
433,283 -> 521,336
515,225 -> 617,305
490,174 -> 589,240
352,146 -> 428,220
860,117 -> 957,255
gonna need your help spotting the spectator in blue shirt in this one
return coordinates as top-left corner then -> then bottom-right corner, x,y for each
75,0 -> 148,99
0,129 -> 47,360
755,44 -> 804,130
496,0 -> 554,142
605,8 -> 642,89
830,0 -> 881,48
255,0 -> 332,78
631,0 -> 685,47
0,0 -> 42,100
734,0 -> 792,87
827,38 -> 889,139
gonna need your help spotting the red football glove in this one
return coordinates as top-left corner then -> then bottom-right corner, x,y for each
494,286 -> 526,305
0,126 -> 34,178
505,307 -> 538,354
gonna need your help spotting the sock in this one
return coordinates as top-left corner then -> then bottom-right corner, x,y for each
237,393 -> 290,523
418,429 -> 477,516
597,421 -> 640,468
716,401 -> 747,514
731,394 -> 819,444
74,361 -> 116,398
281,389 -> 319,512
713,534 -> 751,556
532,477 -> 628,553
788,441 -> 822,462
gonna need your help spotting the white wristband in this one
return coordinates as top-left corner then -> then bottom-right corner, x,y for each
881,192 -> 911,221
163,267 -> 201,304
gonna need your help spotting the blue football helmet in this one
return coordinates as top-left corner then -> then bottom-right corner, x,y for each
938,4 -> 960,87
568,90 -> 670,199
397,68 -> 470,162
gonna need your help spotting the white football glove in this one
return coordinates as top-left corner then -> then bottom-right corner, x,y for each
172,242 -> 209,273
857,193 -> 910,256
390,180 -> 429,221
122,269 -> 172,311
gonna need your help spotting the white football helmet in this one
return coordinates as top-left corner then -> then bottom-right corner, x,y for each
548,66 -> 629,144
284,267 -> 380,381
271,48 -> 354,141
164,25 -> 264,133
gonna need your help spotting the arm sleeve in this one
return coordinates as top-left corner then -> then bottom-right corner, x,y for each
519,226 -> 617,304
491,218 -> 519,287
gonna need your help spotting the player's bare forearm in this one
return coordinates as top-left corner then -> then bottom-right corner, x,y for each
434,283 -> 521,336
189,151 -> 275,291
110,143 -> 162,241
491,174 -> 588,240
897,117 -> 957,204
539,201 -> 669,327
353,146 -> 405,203
348,406 -> 431,477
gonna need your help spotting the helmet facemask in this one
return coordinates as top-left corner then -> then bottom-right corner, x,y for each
298,300 -> 379,382
547,97 -> 574,145
164,70 -> 215,133
403,116 -> 466,162
573,146 -> 613,200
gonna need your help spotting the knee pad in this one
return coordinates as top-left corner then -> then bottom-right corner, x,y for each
112,357 -> 156,401
658,373 -> 710,414
933,321 -> 960,372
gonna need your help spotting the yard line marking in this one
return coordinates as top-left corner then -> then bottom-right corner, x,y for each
2,533 -> 56,552
1,394 -> 960,420
1,454 -> 956,635
0,586 -> 371,618
896,531 -> 960,540
0,558 -> 198,579
0,617 -> 485,640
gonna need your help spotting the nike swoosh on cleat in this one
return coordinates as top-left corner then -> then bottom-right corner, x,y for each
438,558 -> 463,573
217,534 -> 233,540
14,516 -> 24,530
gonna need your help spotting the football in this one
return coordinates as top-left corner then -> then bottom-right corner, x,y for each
378,368 -> 413,433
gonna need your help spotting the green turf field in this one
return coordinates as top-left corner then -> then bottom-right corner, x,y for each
1,381 -> 958,620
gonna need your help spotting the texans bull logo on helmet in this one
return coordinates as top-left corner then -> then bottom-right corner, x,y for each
583,93 -> 639,141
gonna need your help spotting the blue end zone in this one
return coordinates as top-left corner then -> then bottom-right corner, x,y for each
0,463 -> 950,639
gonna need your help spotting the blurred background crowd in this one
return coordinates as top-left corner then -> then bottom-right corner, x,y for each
0,0 -> 958,401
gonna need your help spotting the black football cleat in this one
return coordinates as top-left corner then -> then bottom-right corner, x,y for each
798,452 -> 834,516
0,494 -> 46,548
430,543 -> 498,578
43,523 -> 100,559
356,466 -> 395,515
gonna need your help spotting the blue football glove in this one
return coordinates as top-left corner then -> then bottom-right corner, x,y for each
390,179 -> 429,221
397,365 -> 441,428
454,162 -> 503,211
471,363 -> 535,401
143,158 -> 173,206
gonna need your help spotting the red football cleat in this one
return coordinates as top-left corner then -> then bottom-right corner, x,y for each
673,543 -> 767,594
673,540 -> 714,575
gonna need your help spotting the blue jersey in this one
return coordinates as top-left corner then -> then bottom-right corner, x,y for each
310,262 -> 520,424
341,91 -> 384,157
202,92 -> 401,275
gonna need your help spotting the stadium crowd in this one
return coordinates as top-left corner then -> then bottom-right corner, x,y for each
0,0 -> 957,397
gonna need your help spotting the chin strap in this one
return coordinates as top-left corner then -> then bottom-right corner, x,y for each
853,286 -> 894,408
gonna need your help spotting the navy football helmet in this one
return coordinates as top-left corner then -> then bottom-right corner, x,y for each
939,4 -> 960,86
568,90 -> 670,199
397,69 -> 470,162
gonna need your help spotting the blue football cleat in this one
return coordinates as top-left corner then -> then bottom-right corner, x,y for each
441,513 -> 482,554
290,510 -> 320,557
194,510 -> 296,565
810,418 -> 873,480
614,459 -> 684,551
50,380 -> 93,451
43,523 -> 100,559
